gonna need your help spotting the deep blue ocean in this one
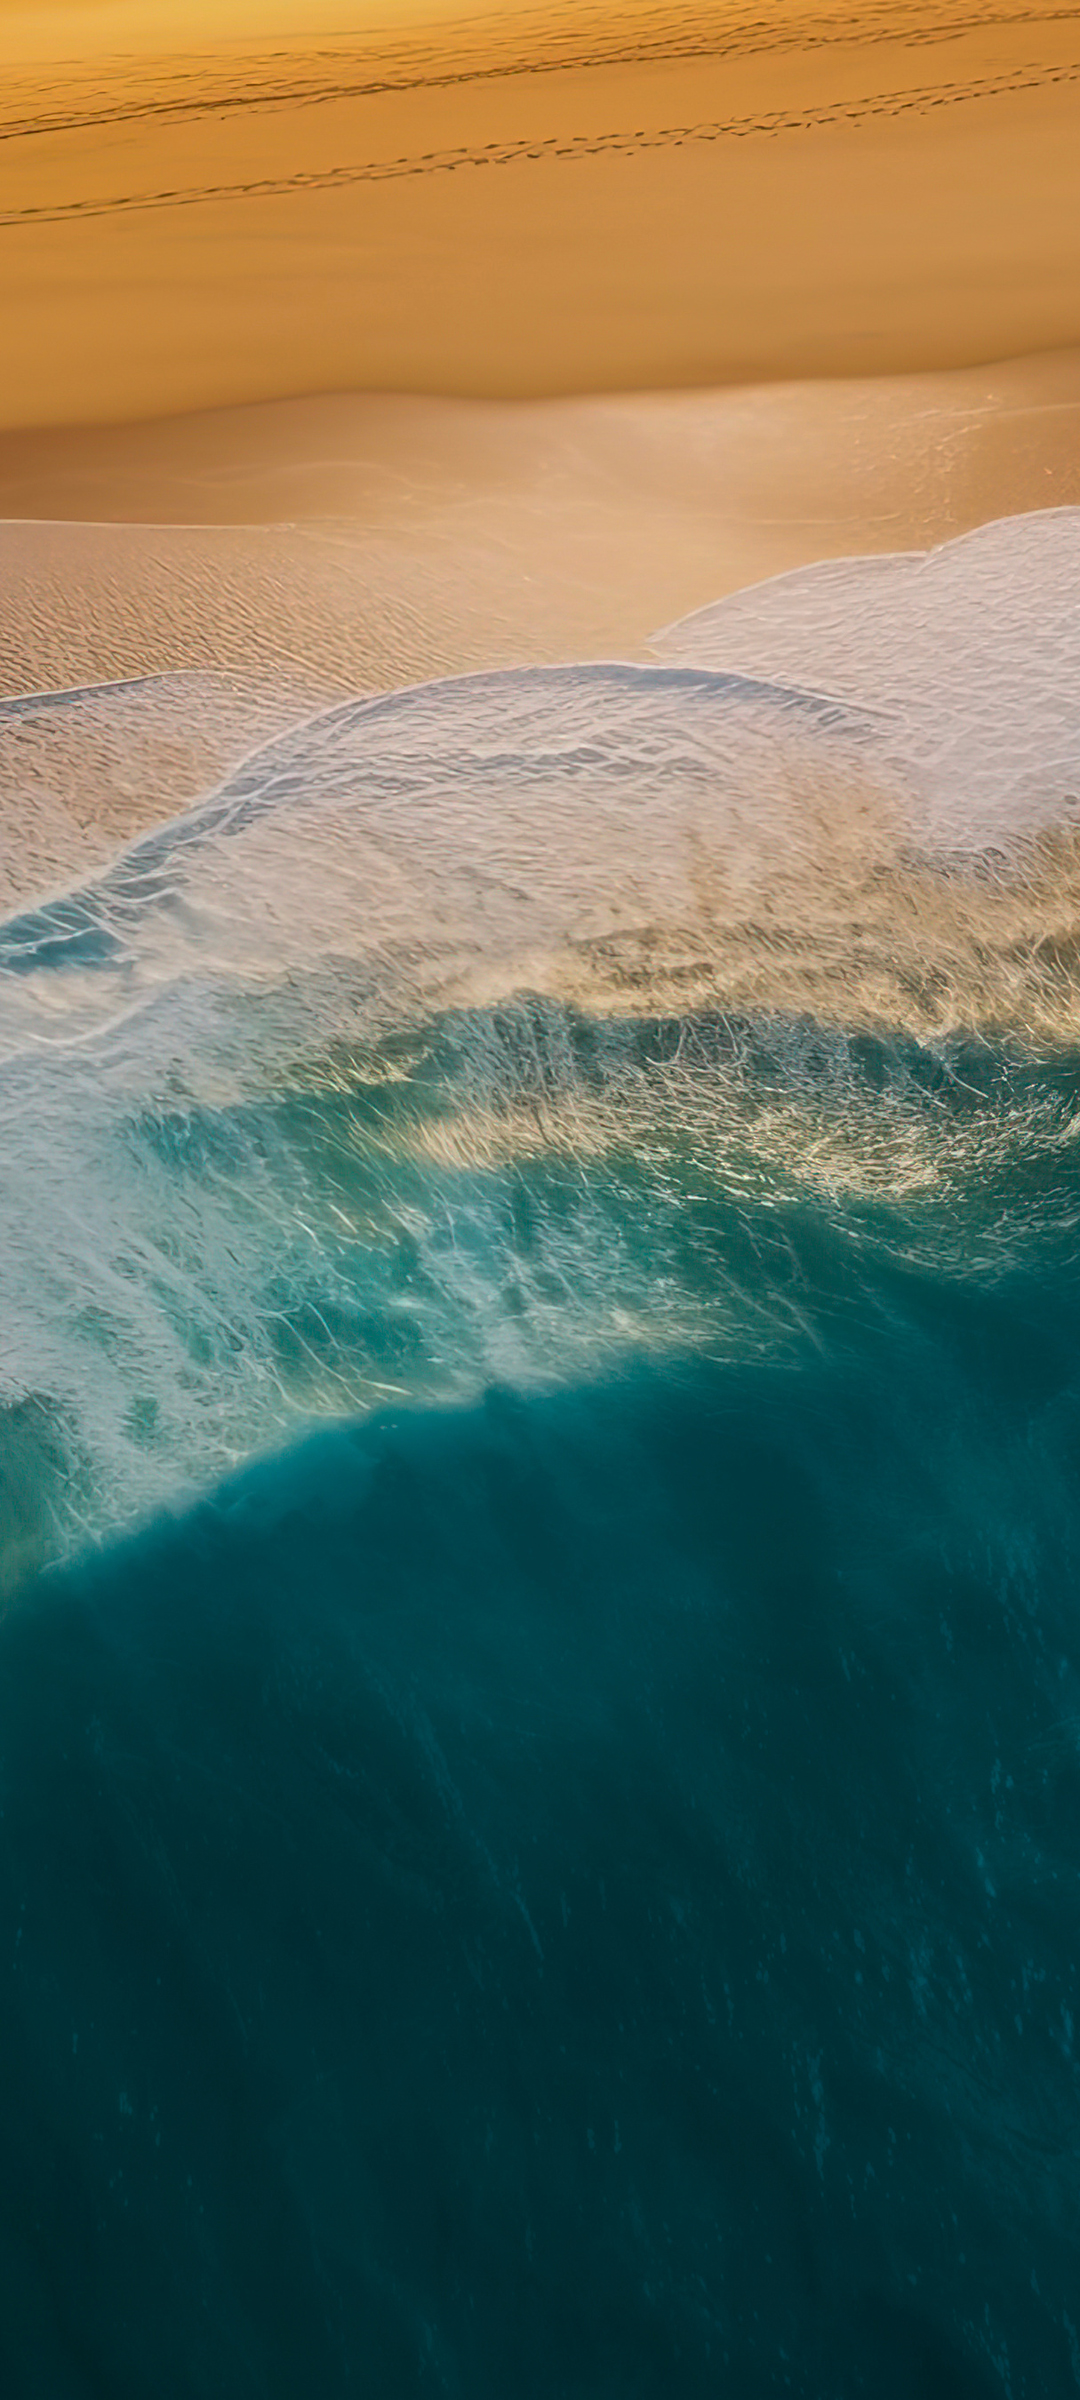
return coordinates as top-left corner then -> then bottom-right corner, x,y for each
2,515 -> 1080,2395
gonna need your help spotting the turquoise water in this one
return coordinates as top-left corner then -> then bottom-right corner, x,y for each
3,517 -> 1080,2393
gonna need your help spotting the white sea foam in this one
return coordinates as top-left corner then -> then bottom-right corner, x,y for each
2,511 -> 1079,1571
0,668 -> 322,913
0,662 -> 870,1031
653,507 -> 1080,853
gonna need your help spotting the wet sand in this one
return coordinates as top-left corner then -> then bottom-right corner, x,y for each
3,347 -> 1079,685
2,3 -> 1080,424
2,347 -> 1079,905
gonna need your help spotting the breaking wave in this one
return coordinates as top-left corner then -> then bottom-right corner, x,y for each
3,512 -> 1080,1576
3,507 -> 1080,2396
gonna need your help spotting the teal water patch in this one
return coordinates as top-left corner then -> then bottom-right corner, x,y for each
6,993 -> 1080,1581
0,1395 -> 77,1598
2,1328 -> 1079,2396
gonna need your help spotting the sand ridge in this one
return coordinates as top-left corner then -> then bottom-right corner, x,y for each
5,6 -> 1078,127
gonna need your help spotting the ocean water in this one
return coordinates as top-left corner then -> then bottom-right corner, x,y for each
2,511 -> 1080,2394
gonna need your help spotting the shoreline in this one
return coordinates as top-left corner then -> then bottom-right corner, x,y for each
1,350 -> 1078,905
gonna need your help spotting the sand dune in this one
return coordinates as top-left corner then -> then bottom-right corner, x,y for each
2,2 -> 1080,422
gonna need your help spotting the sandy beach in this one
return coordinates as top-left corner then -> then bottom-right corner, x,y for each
2,2 -> 1080,424
2,3 -> 1079,901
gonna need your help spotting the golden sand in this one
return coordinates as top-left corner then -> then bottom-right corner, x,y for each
2,2 -> 1080,424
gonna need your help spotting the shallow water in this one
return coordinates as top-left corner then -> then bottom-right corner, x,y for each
2,511 -> 1080,2393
